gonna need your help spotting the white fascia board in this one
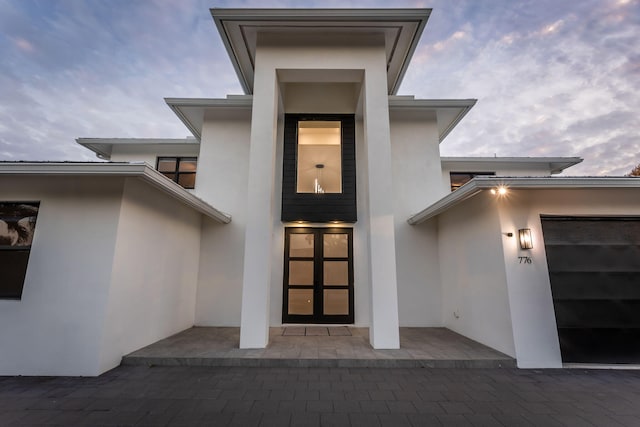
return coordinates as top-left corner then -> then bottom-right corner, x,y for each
408,176 -> 640,225
441,156 -> 584,174
165,97 -> 253,141
0,162 -> 231,224
76,138 -> 200,160
211,8 -> 430,95
388,98 -> 476,142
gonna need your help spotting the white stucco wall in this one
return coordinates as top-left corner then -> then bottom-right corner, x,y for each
98,178 -> 201,373
0,176 -> 205,376
194,112 -> 251,326
390,111 -> 443,326
438,192 -> 516,357
353,116 -> 371,326
0,177 -> 123,376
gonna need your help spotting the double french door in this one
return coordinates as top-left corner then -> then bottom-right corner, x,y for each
283,228 -> 354,324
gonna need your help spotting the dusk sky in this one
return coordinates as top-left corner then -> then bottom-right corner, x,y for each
0,0 -> 638,175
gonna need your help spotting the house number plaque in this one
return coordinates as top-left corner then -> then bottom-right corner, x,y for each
518,256 -> 532,264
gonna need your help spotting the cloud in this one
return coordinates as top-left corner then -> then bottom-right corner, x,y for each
402,0 -> 640,175
0,0 -> 638,176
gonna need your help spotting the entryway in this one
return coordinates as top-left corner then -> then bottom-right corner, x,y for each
282,227 -> 354,324
122,327 -> 515,368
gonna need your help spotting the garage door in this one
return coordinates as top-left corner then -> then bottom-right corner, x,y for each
541,216 -> 640,363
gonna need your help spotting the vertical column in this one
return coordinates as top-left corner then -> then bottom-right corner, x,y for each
239,57 -> 279,349
363,53 -> 400,349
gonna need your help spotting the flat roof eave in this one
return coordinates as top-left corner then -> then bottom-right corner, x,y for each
165,97 -> 253,141
408,176 -> 640,225
211,8 -> 431,95
441,156 -> 584,174
0,162 -> 231,223
388,98 -> 477,142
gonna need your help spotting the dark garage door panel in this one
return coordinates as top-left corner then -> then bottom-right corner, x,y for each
541,216 -> 640,364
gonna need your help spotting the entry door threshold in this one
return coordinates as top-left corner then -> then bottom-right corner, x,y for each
282,326 -> 352,336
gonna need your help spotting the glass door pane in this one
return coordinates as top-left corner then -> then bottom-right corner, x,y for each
289,289 -> 313,315
323,233 -> 348,257
324,289 -> 349,315
290,233 -> 314,257
323,261 -> 348,286
288,261 -> 313,286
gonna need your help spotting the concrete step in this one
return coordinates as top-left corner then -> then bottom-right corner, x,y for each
120,326 -> 516,369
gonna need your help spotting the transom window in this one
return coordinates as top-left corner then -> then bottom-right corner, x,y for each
450,172 -> 495,191
296,121 -> 342,194
157,157 -> 197,189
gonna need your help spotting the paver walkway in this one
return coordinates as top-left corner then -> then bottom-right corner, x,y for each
123,327 -> 515,368
2,365 -> 640,426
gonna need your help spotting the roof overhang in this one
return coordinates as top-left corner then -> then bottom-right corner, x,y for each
165,97 -> 253,141
408,176 -> 640,225
0,162 -> 231,223
441,156 -> 583,174
76,138 -> 200,160
388,97 -> 476,142
211,8 -> 431,95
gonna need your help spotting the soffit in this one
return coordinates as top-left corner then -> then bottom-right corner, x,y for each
440,157 -> 584,175
211,8 -> 430,95
388,98 -> 477,142
165,97 -> 253,141
76,138 -> 199,160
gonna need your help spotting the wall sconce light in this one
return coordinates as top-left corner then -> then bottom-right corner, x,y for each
518,228 -> 533,250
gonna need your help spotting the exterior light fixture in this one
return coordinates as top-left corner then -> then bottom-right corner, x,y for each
490,186 -> 508,196
518,228 -> 533,249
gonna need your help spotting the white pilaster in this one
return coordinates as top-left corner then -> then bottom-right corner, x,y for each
363,57 -> 401,349
239,59 -> 279,349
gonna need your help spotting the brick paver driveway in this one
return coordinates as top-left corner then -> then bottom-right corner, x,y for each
2,366 -> 640,426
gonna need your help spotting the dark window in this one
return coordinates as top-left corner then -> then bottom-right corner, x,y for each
450,172 -> 495,191
157,157 -> 197,189
281,114 -> 356,223
0,202 -> 40,300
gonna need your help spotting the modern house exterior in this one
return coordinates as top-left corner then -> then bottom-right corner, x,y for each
1,8 -> 639,376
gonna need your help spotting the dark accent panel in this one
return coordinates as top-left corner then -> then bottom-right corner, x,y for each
545,245 -> 640,272
281,114 -> 357,223
541,216 -> 640,363
549,272 -> 640,299
0,249 -> 31,299
554,300 -> 640,328
557,329 -> 640,364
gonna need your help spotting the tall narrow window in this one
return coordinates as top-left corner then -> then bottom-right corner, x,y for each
296,121 -> 342,194
157,157 -> 197,189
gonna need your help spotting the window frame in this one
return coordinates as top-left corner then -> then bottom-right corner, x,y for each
156,156 -> 198,189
